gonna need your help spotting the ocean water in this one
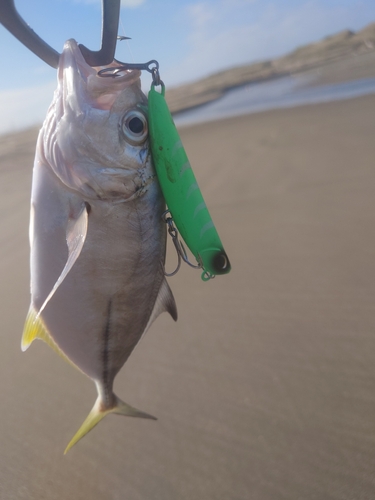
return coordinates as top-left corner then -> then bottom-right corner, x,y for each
173,75 -> 375,127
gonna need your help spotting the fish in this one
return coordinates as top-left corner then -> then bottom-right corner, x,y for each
22,39 -> 177,453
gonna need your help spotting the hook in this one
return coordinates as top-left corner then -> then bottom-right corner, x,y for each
0,0 -> 121,68
0,0 -> 59,67
162,211 -> 209,278
78,0 -> 120,67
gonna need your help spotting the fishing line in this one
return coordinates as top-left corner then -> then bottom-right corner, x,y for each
118,17 -> 135,63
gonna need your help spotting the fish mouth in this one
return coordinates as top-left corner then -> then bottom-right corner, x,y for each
43,39 -> 149,201
58,39 -> 141,111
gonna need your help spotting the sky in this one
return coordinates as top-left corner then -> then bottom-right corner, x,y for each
0,0 -> 374,134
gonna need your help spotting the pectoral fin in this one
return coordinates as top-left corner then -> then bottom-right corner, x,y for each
37,203 -> 88,318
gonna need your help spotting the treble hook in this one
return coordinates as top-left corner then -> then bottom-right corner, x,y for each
161,211 -> 214,280
0,0 -> 121,68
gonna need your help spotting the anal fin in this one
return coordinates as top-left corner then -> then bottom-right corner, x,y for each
22,305 -> 75,369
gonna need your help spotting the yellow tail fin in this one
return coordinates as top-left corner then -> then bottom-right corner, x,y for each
64,395 -> 157,454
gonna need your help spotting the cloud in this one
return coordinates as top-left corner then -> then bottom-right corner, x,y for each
121,0 -> 146,7
163,0 -> 263,85
73,0 -> 146,6
0,81 -> 56,135
219,0 -> 258,8
186,2 -> 216,31
72,0 -> 100,4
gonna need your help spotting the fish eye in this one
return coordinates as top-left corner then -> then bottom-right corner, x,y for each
120,110 -> 148,144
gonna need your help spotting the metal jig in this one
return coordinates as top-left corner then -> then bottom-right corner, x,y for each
0,0 -> 121,68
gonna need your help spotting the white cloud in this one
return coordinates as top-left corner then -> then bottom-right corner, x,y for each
73,0 -> 146,6
220,0 -> 257,7
121,0 -> 145,7
186,2 -> 216,31
0,81 -> 56,135
72,0 -> 100,4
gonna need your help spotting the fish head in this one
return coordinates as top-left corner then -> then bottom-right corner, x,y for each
41,39 -> 153,201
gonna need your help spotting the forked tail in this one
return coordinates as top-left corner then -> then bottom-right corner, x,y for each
64,395 -> 156,454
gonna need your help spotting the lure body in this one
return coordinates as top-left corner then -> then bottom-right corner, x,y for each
148,86 -> 231,278
23,40 -> 177,452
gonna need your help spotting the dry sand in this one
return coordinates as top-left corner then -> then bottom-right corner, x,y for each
1,94 -> 375,499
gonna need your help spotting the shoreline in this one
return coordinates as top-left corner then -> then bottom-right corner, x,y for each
173,73 -> 375,128
1,92 -> 375,498
166,23 -> 375,114
2,79 -> 375,142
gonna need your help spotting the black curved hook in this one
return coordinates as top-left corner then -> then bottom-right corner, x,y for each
78,0 -> 120,67
0,0 -> 121,68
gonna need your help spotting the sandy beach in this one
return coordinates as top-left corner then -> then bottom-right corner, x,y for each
1,93 -> 375,499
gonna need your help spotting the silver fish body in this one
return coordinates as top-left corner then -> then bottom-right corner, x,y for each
23,39 -> 177,452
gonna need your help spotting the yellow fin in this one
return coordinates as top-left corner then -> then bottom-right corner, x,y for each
64,395 -> 157,454
21,306 -> 74,368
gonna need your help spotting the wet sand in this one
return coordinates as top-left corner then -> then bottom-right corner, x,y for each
1,94 -> 375,499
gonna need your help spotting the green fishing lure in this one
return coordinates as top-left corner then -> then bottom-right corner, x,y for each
148,84 -> 231,280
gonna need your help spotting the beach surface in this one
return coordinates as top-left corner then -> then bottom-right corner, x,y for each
1,94 -> 375,499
